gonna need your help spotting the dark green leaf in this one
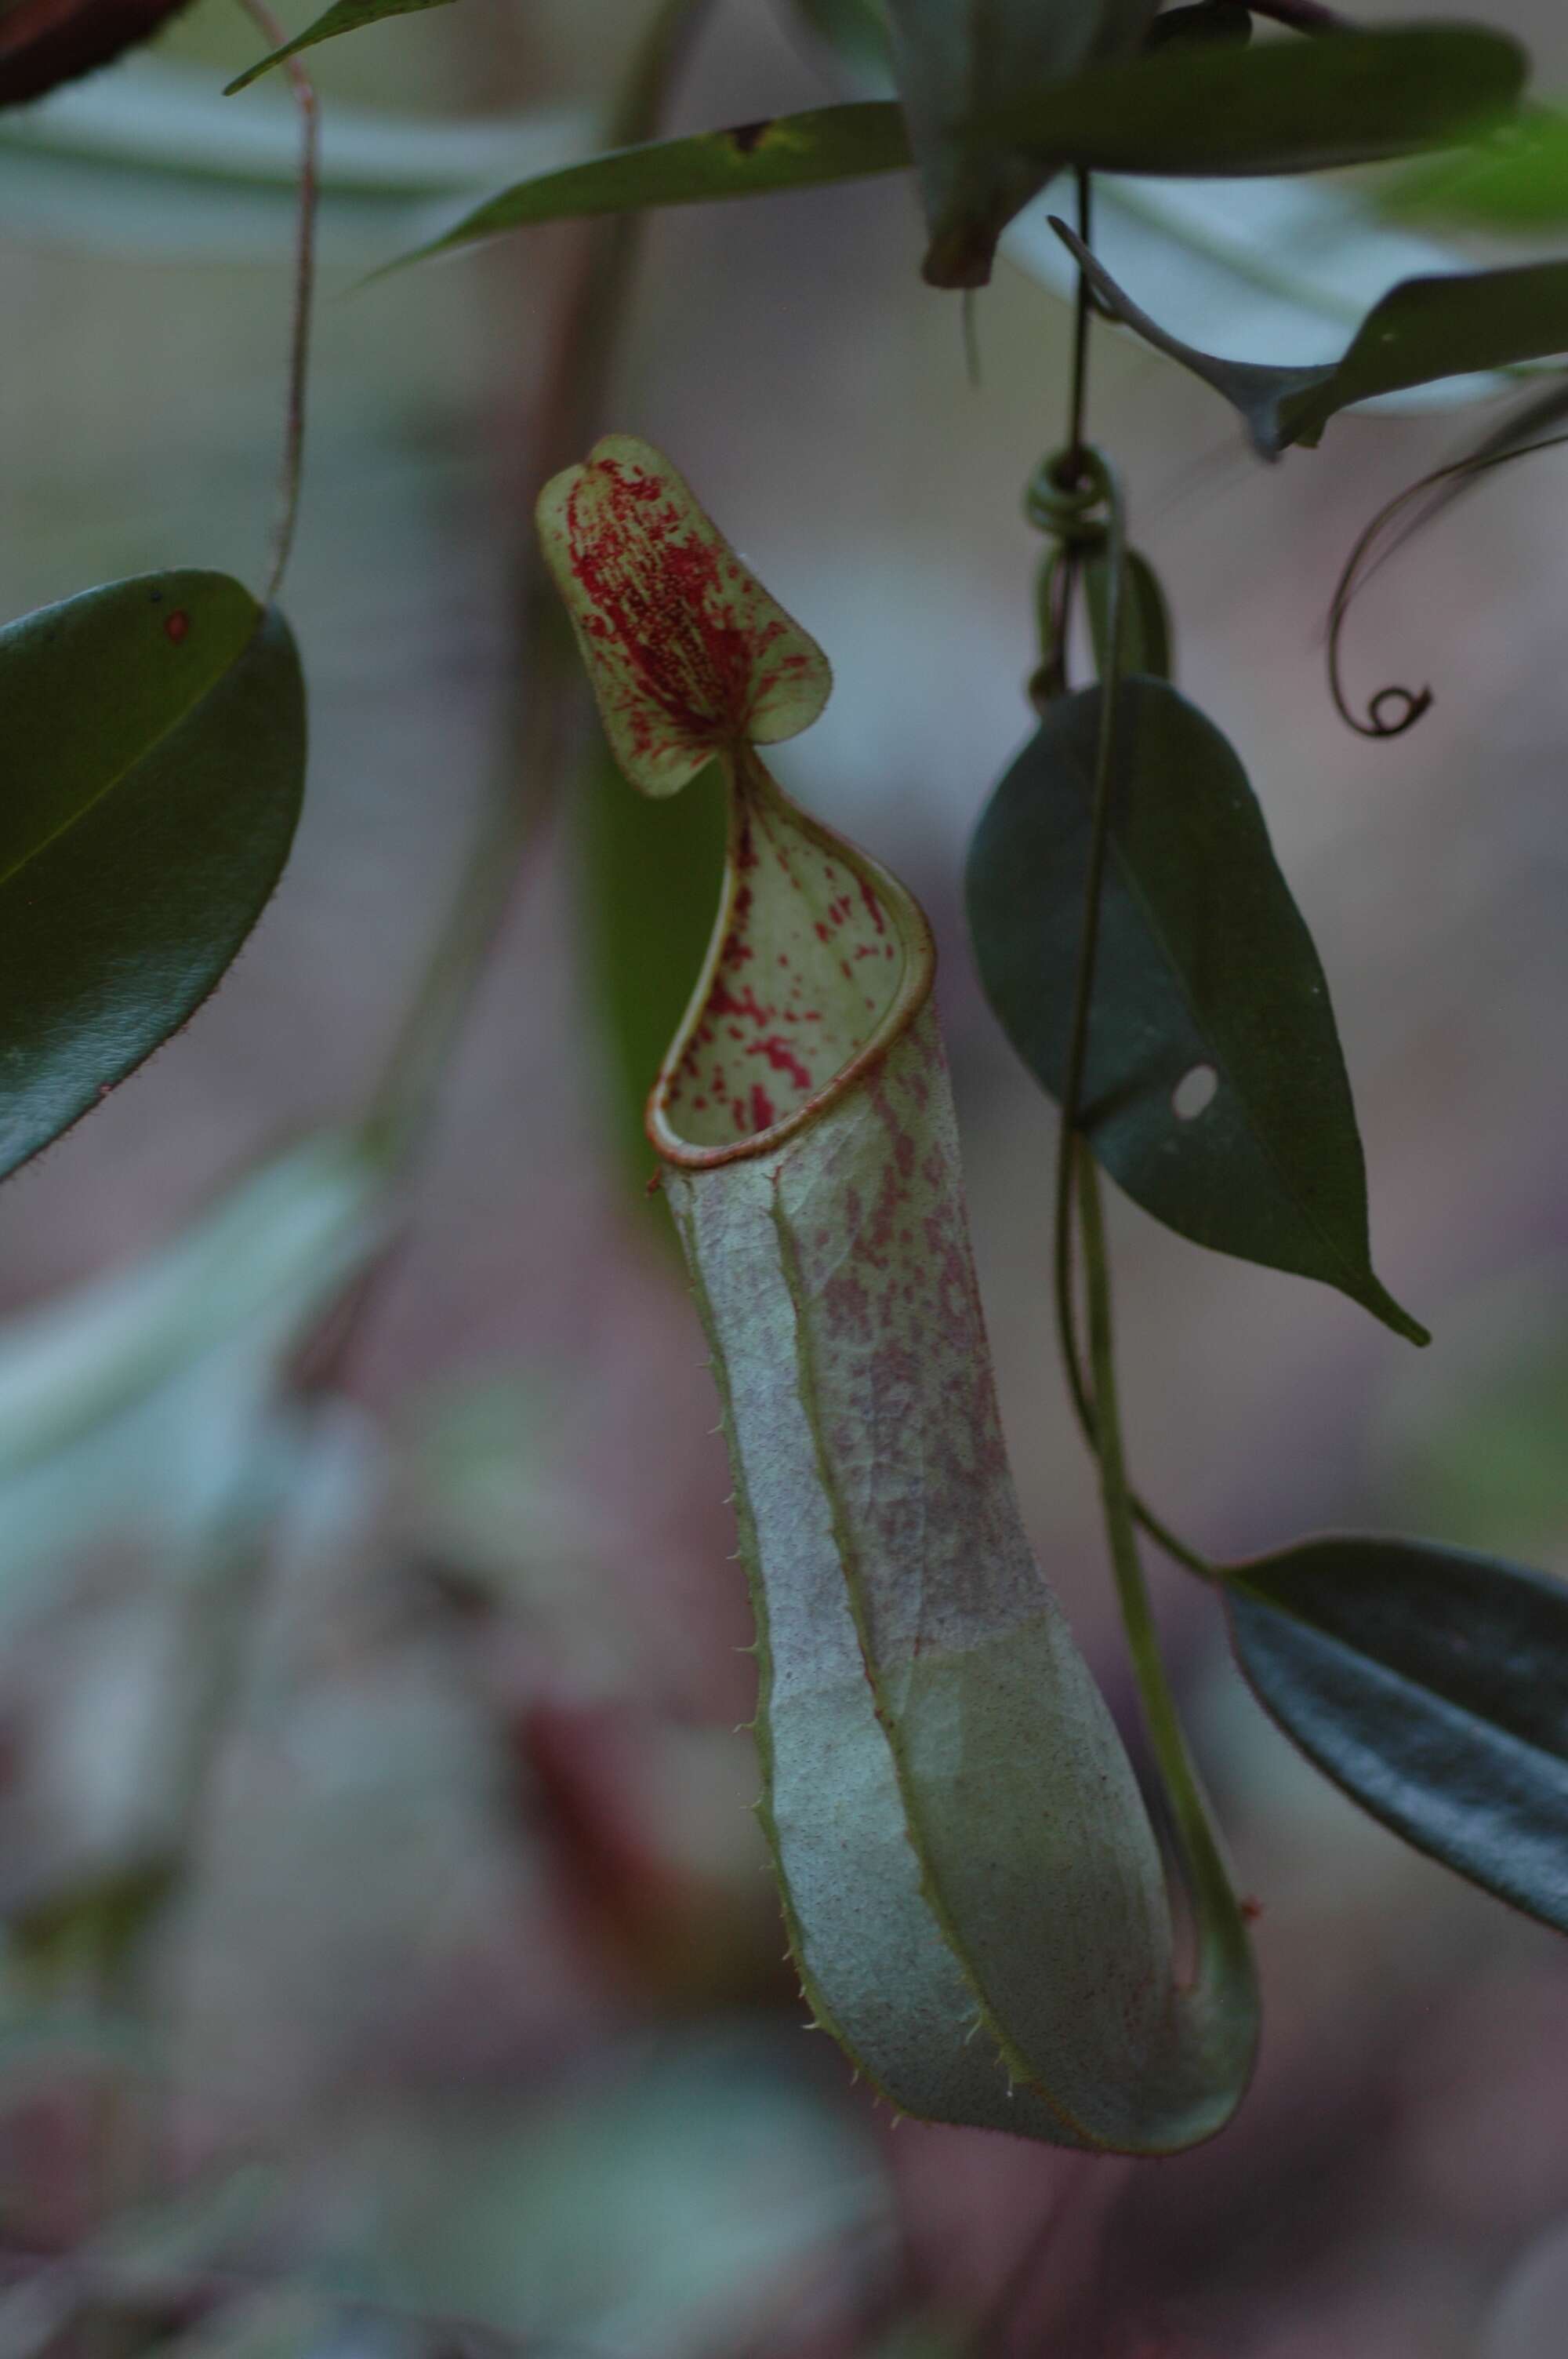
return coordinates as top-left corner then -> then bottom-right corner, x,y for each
224,0 -> 456,96
1060,219 -> 1568,456
0,571 -> 305,1179
577,739 -> 727,1202
1385,106 -> 1568,230
1225,1534 -> 1568,1932
1083,544 -> 1173,679
989,24 -> 1527,180
965,678 -> 1425,1342
883,0 -> 1154,286
386,104 -> 914,274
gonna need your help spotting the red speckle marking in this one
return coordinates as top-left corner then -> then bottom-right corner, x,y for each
1241,1896 -> 1264,1923
164,611 -> 190,644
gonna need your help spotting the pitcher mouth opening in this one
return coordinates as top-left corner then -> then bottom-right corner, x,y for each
648,753 -> 936,1170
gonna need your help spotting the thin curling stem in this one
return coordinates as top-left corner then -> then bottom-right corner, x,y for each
1076,1142 -> 1246,1964
238,0 -> 318,609
1327,428 -> 1568,739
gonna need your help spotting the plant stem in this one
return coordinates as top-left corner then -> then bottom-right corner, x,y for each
1076,1143 -> 1226,1896
237,0 -> 318,608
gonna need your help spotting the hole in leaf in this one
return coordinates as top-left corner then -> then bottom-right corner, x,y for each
1171,1063 -> 1218,1122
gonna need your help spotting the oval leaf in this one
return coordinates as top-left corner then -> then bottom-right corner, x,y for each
226,0 -> 457,96
1059,220 -> 1568,456
386,104 -> 914,275
965,678 -> 1426,1343
0,570 -> 306,1178
989,24 -> 1528,180
1225,1535 -> 1568,1933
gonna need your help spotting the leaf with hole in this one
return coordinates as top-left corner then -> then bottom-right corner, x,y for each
225,0 -> 458,96
386,104 -> 914,274
882,0 -> 1155,285
0,570 -> 306,1180
1225,1534 -> 1568,1933
965,678 -> 1425,1343
988,24 -> 1527,181
1058,220 -> 1568,456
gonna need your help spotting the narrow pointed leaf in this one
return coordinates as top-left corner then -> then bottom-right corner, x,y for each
882,0 -> 1154,286
792,0 -> 895,87
990,24 -> 1527,180
0,570 -> 305,1179
1061,220 -> 1568,456
387,104 -> 914,274
1225,1535 -> 1568,1933
540,438 -> 1258,2153
225,0 -> 456,96
966,678 -> 1425,1343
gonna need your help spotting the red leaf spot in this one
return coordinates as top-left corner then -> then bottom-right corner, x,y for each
164,610 -> 190,644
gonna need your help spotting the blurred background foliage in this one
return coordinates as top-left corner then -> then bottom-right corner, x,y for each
2,0 -> 1568,2353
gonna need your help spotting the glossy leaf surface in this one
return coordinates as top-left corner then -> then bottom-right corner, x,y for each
883,0 -> 1154,285
1060,221 -> 1568,456
966,679 -> 1425,1342
392,104 -> 913,273
990,24 -> 1526,179
0,570 -> 305,1178
1226,1535 -> 1568,1932
542,438 -> 1257,2151
226,0 -> 456,94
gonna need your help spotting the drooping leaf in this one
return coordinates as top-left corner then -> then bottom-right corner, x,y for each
225,0 -> 457,97
881,0 -> 1155,286
990,24 -> 1527,180
0,0 -> 190,110
539,436 -> 1258,2153
965,678 -> 1426,1343
1385,106 -> 1568,231
1004,169 -> 1553,417
0,571 -> 305,1178
1225,1535 -> 1568,1933
1083,544 -> 1172,680
387,104 -> 915,274
1058,220 -> 1568,456
576,736 -> 727,1197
